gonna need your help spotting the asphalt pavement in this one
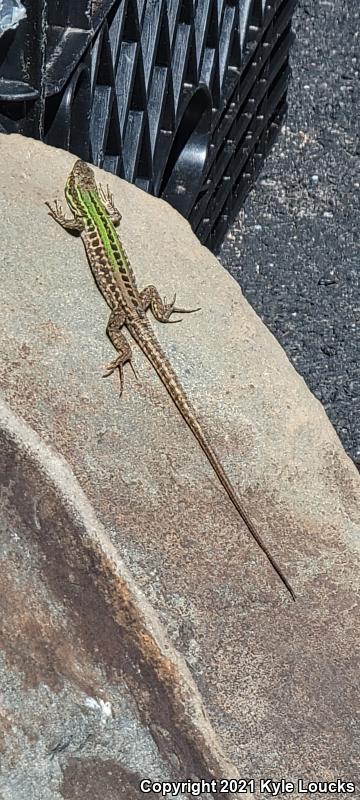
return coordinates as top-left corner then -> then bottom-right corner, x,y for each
220,0 -> 359,464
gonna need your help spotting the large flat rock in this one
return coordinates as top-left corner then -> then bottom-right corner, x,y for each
0,135 -> 359,798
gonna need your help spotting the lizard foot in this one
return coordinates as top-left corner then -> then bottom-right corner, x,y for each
103,355 -> 138,397
162,293 -> 201,323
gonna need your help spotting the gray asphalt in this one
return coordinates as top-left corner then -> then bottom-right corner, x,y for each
219,0 -> 359,464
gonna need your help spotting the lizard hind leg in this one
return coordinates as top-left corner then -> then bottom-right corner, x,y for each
104,309 -> 137,396
140,285 -> 200,323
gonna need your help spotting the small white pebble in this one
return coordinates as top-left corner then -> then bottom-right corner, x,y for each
84,697 -> 100,711
84,696 -> 113,725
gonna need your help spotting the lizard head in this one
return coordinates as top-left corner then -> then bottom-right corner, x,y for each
65,159 -> 97,214
70,160 -> 97,190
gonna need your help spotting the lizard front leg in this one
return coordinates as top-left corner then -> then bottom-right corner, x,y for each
98,184 -> 122,226
103,308 -> 137,396
139,285 -> 200,323
45,200 -> 85,233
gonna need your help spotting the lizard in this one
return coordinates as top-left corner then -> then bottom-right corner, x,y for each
46,159 -> 295,600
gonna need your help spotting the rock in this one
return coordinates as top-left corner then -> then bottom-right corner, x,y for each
0,135 -> 359,798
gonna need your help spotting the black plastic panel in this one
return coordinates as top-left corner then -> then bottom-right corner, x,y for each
0,0 -> 297,251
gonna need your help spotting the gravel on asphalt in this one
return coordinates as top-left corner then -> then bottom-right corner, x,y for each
220,0 -> 359,464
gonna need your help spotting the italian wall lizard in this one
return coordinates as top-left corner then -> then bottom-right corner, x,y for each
46,160 -> 295,600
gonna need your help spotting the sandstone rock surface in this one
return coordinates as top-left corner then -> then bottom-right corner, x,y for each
0,135 -> 359,799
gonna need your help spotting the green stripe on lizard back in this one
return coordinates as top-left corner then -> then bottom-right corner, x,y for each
65,161 -> 139,302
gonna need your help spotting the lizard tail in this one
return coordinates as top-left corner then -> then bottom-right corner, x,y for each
128,318 -> 295,601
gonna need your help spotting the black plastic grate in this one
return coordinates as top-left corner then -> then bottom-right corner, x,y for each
0,0 -> 297,251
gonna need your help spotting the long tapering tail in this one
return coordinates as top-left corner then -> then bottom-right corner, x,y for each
128,317 -> 295,600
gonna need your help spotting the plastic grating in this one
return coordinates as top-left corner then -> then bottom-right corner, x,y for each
0,0 -> 297,251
